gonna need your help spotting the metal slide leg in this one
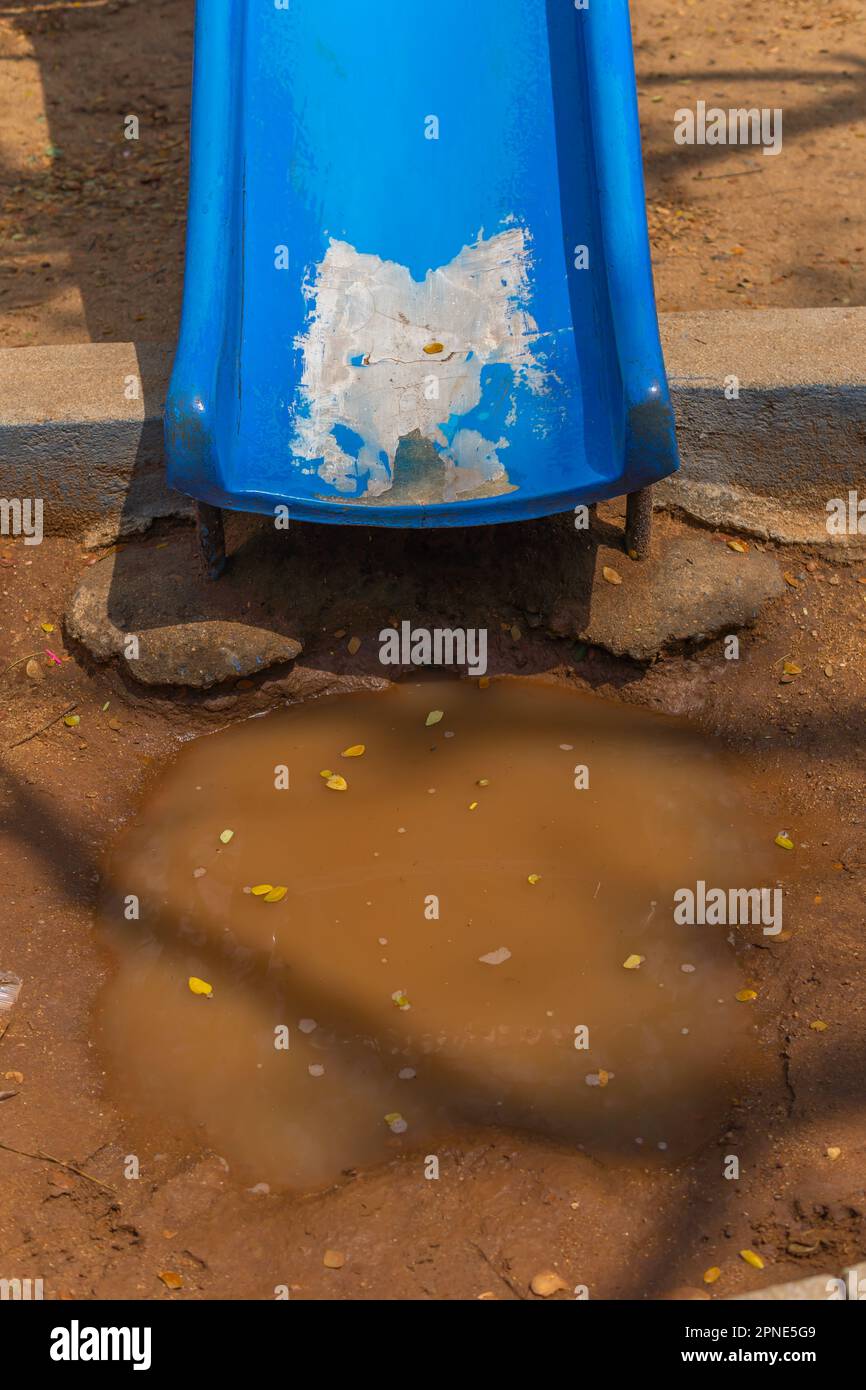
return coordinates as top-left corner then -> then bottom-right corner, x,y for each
196,500 -> 227,580
625,486 -> 653,561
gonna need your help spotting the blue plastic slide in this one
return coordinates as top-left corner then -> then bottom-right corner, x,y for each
165,0 -> 678,531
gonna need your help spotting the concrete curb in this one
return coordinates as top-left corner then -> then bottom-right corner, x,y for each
0,307 -> 864,550
659,307 -> 866,555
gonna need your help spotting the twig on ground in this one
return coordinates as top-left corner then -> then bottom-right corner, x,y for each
8,702 -> 77,750
0,1141 -> 115,1194
0,653 -> 40,684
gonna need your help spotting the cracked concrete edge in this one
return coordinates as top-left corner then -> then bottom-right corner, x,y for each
726,1261 -> 866,1302
0,307 -> 864,547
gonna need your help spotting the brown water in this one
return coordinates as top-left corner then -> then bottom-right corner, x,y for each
96,678 -> 779,1188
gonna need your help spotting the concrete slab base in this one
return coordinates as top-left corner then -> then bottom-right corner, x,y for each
549,530 -> 784,662
66,532 -> 302,688
65,511 -> 783,684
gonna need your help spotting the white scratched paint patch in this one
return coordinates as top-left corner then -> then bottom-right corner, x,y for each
290,227 -> 548,499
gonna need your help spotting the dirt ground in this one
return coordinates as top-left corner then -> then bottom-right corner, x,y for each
0,512 -> 864,1300
0,0 -> 864,347
0,0 -> 865,1304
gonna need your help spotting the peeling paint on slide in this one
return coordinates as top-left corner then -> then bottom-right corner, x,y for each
291,226 -> 551,503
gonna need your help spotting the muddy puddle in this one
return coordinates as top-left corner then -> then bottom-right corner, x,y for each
96,678 -> 782,1188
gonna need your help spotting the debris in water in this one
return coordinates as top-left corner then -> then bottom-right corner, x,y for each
425,710 -> 444,727
326,775 -> 348,792
479,947 -> 511,966
341,745 -> 366,758
219,829 -> 234,845
188,977 -> 213,998
623,954 -> 645,970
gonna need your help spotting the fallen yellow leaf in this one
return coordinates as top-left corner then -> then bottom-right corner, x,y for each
469,801 -> 478,811
775,833 -> 794,851
319,769 -> 333,779
326,775 -> 348,792
527,874 -> 541,885
347,636 -> 361,655
341,744 -> 366,758
703,1267 -> 722,1285
188,977 -> 213,997
736,989 -> 758,1003
623,954 -> 645,970
809,1020 -> 829,1032
782,661 -> 802,676
251,884 -> 273,896
63,714 -> 80,728
158,1270 -> 183,1290
727,539 -> 749,553
826,1146 -> 841,1161
219,829 -> 234,845
40,622 -> 54,633
739,1250 -> 764,1270
264,886 -> 287,903
423,342 -> 444,355
602,566 -> 623,585
425,710 -> 444,727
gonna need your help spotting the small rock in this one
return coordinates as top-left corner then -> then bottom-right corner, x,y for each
530,1270 -> 569,1298
323,1249 -> 346,1269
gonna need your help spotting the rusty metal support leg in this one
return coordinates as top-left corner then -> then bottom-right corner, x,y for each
625,486 -> 653,561
196,500 -> 226,580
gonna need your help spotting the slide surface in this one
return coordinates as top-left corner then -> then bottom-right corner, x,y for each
165,0 -> 679,528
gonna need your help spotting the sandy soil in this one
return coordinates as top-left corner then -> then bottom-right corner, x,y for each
0,512 -> 864,1300
0,0 -> 864,347
0,0 -> 864,1304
